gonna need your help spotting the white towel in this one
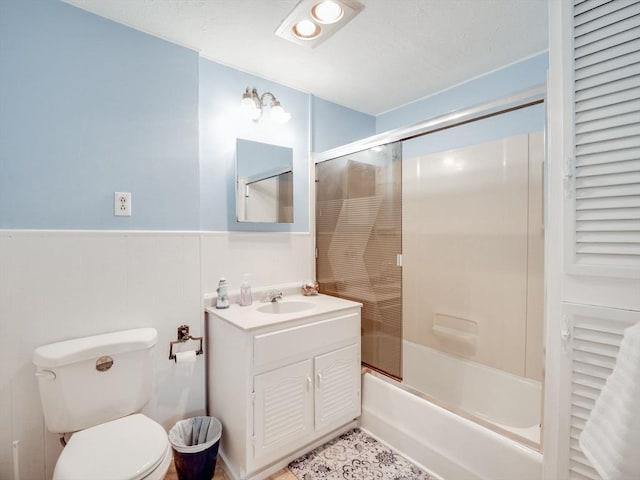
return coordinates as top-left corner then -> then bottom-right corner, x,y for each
579,321 -> 640,480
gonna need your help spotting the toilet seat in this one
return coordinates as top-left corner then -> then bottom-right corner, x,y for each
53,414 -> 171,480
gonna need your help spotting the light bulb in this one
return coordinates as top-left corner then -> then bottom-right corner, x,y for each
249,106 -> 262,120
241,100 -> 261,120
292,19 -> 321,39
241,96 -> 256,110
241,90 -> 262,120
312,1 -> 343,24
270,104 -> 291,124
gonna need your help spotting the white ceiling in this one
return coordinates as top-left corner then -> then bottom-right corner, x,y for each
63,0 -> 548,115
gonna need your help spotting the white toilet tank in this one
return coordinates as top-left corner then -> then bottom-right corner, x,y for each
33,328 -> 158,434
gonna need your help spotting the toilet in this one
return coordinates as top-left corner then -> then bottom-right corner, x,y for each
33,328 -> 172,480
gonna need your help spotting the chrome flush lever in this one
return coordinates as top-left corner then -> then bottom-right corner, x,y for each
35,370 -> 56,380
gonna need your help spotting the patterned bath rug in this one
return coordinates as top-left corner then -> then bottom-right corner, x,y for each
288,428 -> 434,480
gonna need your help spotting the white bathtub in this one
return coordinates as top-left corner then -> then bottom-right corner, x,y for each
360,372 -> 543,480
403,340 -> 542,444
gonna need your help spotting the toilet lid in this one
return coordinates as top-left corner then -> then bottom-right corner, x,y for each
54,414 -> 168,480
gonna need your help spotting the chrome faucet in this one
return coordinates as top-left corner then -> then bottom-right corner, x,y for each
264,290 -> 283,303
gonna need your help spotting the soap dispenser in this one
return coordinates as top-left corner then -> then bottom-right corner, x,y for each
216,277 -> 229,309
239,274 -> 252,307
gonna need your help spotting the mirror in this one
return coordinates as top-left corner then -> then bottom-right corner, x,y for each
236,139 -> 294,223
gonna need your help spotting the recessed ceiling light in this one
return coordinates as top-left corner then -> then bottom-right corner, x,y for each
275,0 -> 363,48
292,19 -> 321,39
312,1 -> 344,24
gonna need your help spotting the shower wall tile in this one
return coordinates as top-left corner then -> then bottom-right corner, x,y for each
526,132 -> 545,381
403,134 -> 532,376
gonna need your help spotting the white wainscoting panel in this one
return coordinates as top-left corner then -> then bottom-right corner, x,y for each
0,385 -> 13,478
0,229 -> 312,480
0,231 -> 206,480
200,232 -> 314,296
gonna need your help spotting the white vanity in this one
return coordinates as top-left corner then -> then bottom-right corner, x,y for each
206,293 -> 362,480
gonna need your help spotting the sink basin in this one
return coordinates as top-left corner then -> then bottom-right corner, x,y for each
256,301 -> 315,314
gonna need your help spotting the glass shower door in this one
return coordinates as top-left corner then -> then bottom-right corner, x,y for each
315,143 -> 402,378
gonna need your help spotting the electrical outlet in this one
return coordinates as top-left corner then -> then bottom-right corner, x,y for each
114,192 -> 132,216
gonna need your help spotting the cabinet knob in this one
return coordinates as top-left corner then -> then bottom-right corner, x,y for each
317,371 -> 323,387
306,376 -> 312,391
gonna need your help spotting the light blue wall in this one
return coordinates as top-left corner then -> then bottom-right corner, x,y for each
198,58 -> 310,232
311,96 -> 375,153
376,52 -> 548,134
0,0 -> 200,230
371,52 -> 548,160
0,0 -> 545,232
403,104 -> 545,159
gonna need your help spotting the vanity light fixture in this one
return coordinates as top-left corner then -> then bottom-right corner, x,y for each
276,0 -> 364,48
241,87 -> 291,124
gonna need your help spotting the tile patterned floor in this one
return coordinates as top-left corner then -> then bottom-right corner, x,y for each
288,429 -> 432,479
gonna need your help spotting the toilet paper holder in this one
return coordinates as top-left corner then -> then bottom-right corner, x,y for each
168,325 -> 203,362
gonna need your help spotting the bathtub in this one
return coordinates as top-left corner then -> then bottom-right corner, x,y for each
403,340 -> 542,444
360,370 -> 542,480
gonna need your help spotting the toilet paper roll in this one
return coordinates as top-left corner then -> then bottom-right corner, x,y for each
174,350 -> 197,364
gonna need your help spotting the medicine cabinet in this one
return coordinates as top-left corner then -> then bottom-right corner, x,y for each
236,138 -> 293,223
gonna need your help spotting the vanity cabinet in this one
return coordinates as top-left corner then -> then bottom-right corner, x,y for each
207,297 -> 361,480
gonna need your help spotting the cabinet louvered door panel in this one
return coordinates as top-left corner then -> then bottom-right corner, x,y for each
569,0 -> 640,276
563,303 -> 640,480
314,343 -> 361,432
253,360 -> 313,467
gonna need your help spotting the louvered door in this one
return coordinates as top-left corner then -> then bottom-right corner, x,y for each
563,303 -> 640,480
568,0 -> 640,276
252,359 -> 313,467
548,1 -> 640,479
314,343 -> 361,432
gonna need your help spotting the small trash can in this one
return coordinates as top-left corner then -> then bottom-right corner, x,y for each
169,416 -> 222,480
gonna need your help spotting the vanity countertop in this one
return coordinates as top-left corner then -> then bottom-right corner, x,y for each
206,293 -> 362,331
